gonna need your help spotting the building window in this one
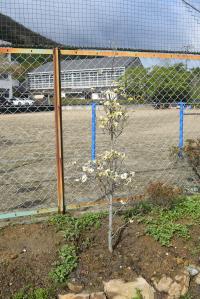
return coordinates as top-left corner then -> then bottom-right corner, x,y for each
61,72 -> 73,88
73,72 -> 81,85
0,89 -> 9,98
0,73 -> 9,79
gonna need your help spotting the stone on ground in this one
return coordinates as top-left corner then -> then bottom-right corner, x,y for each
153,270 -> 190,299
59,294 -> 90,299
103,277 -> 155,299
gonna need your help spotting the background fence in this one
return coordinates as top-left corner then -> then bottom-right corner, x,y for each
60,51 -> 200,209
1,0 -> 200,218
0,49 -> 58,219
0,48 -> 199,219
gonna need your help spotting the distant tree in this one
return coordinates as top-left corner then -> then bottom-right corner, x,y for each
118,66 -> 148,103
147,63 -> 192,105
119,63 -> 192,106
190,67 -> 200,100
0,55 -> 24,79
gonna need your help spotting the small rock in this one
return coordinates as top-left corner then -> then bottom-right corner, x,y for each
90,292 -> 107,299
58,294 -> 89,299
67,282 -> 84,293
168,281 -> 182,298
195,273 -> 200,285
75,295 -> 90,299
104,278 -> 155,299
186,265 -> 199,276
176,258 -> 184,265
153,275 -> 173,293
10,254 -> 18,260
154,271 -> 190,298
58,294 -> 75,299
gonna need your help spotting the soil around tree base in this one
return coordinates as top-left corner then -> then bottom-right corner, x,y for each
0,216 -> 200,298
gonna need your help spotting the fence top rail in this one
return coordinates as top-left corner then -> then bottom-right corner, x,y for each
0,48 -> 53,55
1,47 -> 200,60
61,49 -> 200,60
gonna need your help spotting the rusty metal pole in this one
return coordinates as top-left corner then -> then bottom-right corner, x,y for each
53,48 -> 65,214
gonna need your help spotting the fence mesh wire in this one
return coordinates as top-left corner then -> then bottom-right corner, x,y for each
59,54 -> 200,206
0,52 -> 57,214
0,1 -> 200,52
0,50 -> 200,215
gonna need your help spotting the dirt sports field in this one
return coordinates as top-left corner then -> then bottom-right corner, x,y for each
0,107 -> 199,214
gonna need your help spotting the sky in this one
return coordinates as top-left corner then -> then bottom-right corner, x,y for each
0,0 -> 200,53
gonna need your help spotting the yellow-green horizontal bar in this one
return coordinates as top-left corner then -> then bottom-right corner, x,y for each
0,207 -> 57,220
61,49 -> 200,61
0,48 -> 53,55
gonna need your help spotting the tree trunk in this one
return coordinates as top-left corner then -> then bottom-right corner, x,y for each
108,194 -> 113,253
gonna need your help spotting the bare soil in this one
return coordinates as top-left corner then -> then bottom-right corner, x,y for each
1,215 -> 200,298
0,222 -> 64,299
0,108 -> 199,214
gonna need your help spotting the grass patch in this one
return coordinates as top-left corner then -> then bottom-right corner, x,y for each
180,294 -> 193,299
49,212 -> 106,283
50,212 -> 105,242
126,195 -> 200,246
132,289 -> 143,299
12,286 -> 55,299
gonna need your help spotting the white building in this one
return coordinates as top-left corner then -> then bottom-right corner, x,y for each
0,39 -> 19,99
28,57 -> 142,99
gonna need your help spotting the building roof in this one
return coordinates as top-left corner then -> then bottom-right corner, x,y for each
29,56 -> 141,74
0,39 -> 11,46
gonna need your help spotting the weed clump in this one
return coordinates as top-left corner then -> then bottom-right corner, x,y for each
13,287 -> 55,299
49,245 -> 78,283
145,181 -> 182,208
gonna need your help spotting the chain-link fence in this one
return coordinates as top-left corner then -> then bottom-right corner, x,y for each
0,49 -> 58,217
0,49 -> 200,218
58,52 -> 200,207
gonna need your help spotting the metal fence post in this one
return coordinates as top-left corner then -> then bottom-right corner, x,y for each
179,101 -> 184,157
53,48 -> 65,213
91,102 -> 97,161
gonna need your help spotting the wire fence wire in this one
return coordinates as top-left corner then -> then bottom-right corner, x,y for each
0,51 -> 57,214
58,53 -> 200,206
1,1 -> 200,52
0,50 -> 200,216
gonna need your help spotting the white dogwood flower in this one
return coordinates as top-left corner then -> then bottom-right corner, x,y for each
81,174 -> 88,183
121,173 -> 128,180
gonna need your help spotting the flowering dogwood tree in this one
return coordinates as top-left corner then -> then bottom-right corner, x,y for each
77,93 -> 135,253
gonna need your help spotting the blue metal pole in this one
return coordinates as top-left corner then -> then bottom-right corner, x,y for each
91,102 -> 96,161
179,101 -> 184,157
